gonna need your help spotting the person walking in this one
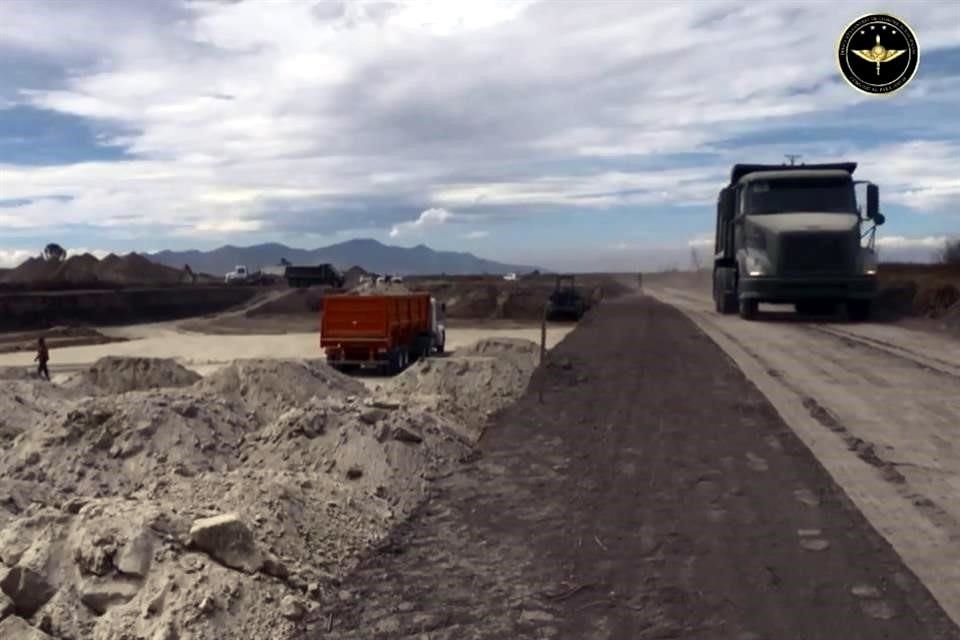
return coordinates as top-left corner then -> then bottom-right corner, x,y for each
34,337 -> 50,381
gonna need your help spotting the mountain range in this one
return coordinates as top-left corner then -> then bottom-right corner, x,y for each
149,238 -> 540,276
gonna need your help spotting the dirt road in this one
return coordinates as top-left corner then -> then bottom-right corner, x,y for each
298,295 -> 957,639
646,284 -> 960,627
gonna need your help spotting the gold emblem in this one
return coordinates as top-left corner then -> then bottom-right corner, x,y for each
851,35 -> 906,76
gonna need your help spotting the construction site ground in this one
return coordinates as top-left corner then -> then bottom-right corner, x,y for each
0,321 -> 573,381
300,293 -> 960,639
2,272 -> 960,638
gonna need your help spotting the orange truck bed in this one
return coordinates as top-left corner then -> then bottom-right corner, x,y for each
320,293 -> 432,370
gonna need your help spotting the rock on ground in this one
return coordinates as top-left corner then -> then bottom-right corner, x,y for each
0,615 -> 54,639
189,514 -> 262,574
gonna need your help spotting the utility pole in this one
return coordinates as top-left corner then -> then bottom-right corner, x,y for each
785,154 -> 802,166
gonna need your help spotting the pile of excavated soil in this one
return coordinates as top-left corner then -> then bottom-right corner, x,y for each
342,266 -> 368,290
64,357 -> 201,396
417,277 -> 633,321
1,253 -> 187,288
351,282 -> 412,296
0,356 -> 481,639
389,337 -> 541,439
244,287 -> 327,316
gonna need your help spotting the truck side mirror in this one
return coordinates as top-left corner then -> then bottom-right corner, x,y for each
873,212 -> 885,226
718,188 -> 735,221
866,184 -> 879,219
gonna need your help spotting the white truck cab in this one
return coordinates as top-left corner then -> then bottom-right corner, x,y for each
225,265 -> 248,284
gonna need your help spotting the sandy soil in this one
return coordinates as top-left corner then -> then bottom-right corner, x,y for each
646,283 -> 960,627
299,295 -> 958,638
0,322 -> 572,380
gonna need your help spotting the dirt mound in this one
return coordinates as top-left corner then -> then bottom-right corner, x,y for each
0,358 -> 474,639
97,252 -> 185,286
342,266 -> 368,289
351,282 -> 412,296
913,283 -> 960,318
244,287 -> 327,316
64,357 -> 201,395
390,338 -> 541,438
199,359 -> 366,423
1,253 -> 187,289
0,379 -> 76,444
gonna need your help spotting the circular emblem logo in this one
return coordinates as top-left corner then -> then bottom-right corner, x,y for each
837,14 -> 919,95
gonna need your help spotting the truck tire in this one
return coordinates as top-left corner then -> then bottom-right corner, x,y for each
714,267 -> 738,314
847,300 -> 872,322
738,298 -> 758,320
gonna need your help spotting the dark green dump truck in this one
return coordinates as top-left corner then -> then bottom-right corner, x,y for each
712,162 -> 886,321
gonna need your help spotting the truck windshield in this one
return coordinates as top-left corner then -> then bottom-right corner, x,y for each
743,178 -> 856,215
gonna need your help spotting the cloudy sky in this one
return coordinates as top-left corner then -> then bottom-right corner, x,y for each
1,0 -> 958,271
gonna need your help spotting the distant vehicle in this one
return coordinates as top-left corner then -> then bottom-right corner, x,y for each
712,162 -> 885,321
389,275 -> 404,283
320,292 -> 446,374
546,274 -> 589,320
503,272 -> 517,281
284,263 -> 345,289
225,265 -> 262,285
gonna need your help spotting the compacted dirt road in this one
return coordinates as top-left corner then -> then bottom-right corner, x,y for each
647,284 -> 960,626
301,295 -> 958,639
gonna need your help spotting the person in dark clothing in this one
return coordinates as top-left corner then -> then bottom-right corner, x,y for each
35,337 -> 50,380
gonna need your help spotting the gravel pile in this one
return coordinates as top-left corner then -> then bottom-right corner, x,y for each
0,348 -> 511,639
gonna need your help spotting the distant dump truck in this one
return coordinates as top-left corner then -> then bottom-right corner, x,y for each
320,292 -> 446,374
712,162 -> 886,321
284,264 -> 345,289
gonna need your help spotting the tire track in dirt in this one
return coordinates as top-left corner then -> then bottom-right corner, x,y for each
649,285 -> 960,628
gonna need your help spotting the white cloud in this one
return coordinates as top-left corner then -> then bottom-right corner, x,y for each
0,0 -> 958,250
0,249 -> 36,268
389,207 -> 454,237
463,230 -> 490,240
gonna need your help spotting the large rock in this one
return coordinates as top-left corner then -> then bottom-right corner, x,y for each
115,530 -> 154,577
0,567 -> 56,617
1,590 -> 13,617
188,514 -> 261,574
0,615 -> 54,638
79,577 -> 142,615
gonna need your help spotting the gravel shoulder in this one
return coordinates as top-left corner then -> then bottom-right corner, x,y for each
302,295 -> 958,639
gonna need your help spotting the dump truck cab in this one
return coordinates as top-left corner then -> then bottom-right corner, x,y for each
713,162 -> 885,321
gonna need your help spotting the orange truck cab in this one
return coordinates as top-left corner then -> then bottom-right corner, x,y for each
320,293 -> 446,373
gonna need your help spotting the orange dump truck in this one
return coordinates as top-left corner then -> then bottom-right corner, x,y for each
320,293 -> 446,373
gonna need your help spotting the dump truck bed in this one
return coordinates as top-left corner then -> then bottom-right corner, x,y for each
320,293 -> 432,366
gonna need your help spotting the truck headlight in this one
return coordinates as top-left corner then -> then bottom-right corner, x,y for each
745,254 -> 766,277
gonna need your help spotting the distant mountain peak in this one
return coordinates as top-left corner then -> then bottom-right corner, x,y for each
149,239 -> 539,276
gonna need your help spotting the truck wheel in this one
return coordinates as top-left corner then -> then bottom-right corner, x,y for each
714,267 -> 738,314
847,300 -> 872,322
738,298 -> 758,320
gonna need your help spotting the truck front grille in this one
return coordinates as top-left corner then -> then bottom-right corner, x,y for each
778,233 -> 853,274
